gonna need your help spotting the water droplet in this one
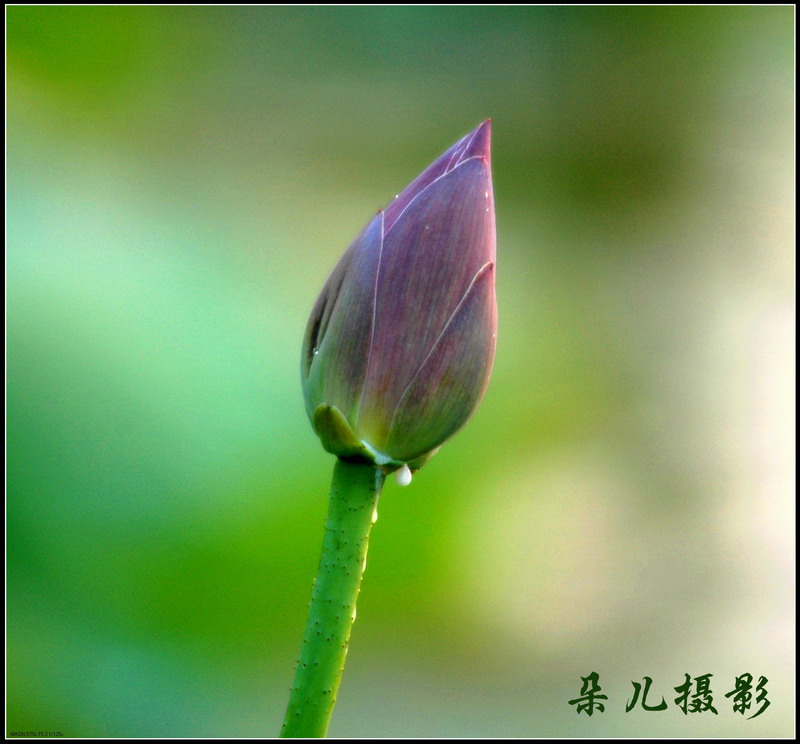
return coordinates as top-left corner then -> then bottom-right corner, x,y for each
484,191 -> 489,199
395,464 -> 412,487
371,507 -> 378,524
424,224 -> 430,230
312,347 -> 319,356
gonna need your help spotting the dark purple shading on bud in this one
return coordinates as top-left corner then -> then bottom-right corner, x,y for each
301,120 -> 497,469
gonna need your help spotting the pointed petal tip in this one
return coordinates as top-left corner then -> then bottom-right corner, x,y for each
462,119 -> 492,162
383,121 -> 493,234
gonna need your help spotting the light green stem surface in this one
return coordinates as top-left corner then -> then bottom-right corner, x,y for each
281,458 -> 385,738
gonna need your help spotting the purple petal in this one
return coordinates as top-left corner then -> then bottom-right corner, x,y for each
383,262 -> 497,462
303,212 -> 384,423
355,156 -> 494,450
460,118 -> 492,162
383,120 -> 492,234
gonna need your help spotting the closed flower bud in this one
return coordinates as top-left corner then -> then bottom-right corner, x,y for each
301,120 -> 497,473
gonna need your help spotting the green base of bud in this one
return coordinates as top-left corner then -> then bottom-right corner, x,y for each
312,404 -> 436,475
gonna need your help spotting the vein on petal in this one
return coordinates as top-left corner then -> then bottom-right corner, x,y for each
385,261 -> 494,437
445,131 -> 471,171
353,210 -> 385,428
385,155 -> 487,238
449,125 -> 481,170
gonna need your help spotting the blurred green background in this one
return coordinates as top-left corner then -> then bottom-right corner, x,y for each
7,6 -> 794,738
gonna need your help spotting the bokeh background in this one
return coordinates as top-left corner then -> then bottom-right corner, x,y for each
7,6 -> 794,738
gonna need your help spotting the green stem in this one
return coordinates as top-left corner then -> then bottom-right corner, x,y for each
281,458 -> 385,738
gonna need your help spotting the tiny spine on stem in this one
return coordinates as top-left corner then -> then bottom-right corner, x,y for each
280,458 -> 385,738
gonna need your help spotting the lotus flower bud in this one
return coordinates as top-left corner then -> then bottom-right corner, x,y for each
301,120 -> 497,473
